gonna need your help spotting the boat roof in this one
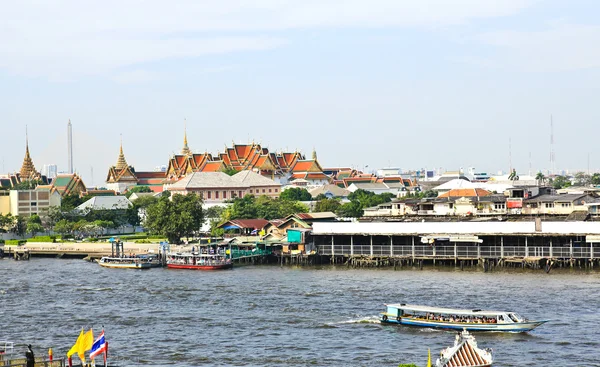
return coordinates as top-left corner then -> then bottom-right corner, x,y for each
386,304 -> 510,316
169,252 -> 224,257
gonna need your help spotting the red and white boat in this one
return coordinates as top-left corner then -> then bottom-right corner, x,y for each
166,252 -> 233,270
436,330 -> 493,367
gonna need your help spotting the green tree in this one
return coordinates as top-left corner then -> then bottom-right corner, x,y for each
552,175 -> 572,189
144,193 -> 204,243
205,206 -> 226,219
574,171 -> 590,186
226,195 -> 258,219
592,173 -> 600,186
125,185 -> 153,198
11,216 -> 27,238
124,195 -> 158,226
26,214 -> 44,237
336,201 -> 363,218
315,193 -> 328,201
348,189 -> 394,209
73,219 -> 89,237
0,213 -> 14,232
279,187 -> 312,201
12,180 -> 42,190
315,198 -> 342,213
223,195 -> 308,221
535,172 -> 546,186
54,219 -> 74,237
223,168 -> 238,176
61,193 -> 85,211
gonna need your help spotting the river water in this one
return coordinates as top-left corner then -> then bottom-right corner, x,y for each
1,259 -> 599,367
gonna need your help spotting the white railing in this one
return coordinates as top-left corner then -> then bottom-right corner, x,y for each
320,244 -> 595,259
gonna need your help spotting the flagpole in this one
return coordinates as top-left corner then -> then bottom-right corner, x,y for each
103,327 -> 107,367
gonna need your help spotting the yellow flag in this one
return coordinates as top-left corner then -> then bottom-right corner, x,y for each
67,329 -> 84,358
78,329 -> 94,363
426,348 -> 431,367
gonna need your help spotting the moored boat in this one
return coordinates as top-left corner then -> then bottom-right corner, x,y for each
166,252 -> 233,270
436,329 -> 493,367
381,304 -> 547,332
97,256 -> 153,269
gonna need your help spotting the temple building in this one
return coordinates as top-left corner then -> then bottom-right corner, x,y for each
165,132 -> 321,184
106,142 -> 139,193
105,130 -> 331,193
0,131 -> 48,190
105,141 -> 167,194
287,150 -> 331,187
43,173 -> 87,197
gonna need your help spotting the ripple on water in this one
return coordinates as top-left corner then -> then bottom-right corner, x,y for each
1,259 -> 599,367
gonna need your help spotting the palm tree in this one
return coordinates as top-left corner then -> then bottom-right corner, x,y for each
535,172 -> 546,186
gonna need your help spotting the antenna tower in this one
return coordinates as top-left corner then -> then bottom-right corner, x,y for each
68,119 -> 73,174
550,115 -> 555,175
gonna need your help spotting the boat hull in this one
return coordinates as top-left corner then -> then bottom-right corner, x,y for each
166,263 -> 233,270
381,316 -> 547,332
98,262 -> 152,269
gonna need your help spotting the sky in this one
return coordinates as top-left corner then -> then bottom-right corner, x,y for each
2,0 -> 600,186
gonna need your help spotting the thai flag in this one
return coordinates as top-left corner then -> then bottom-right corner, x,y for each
90,331 -> 107,359
251,228 -> 258,235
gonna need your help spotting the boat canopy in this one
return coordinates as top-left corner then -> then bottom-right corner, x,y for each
387,304 -> 508,317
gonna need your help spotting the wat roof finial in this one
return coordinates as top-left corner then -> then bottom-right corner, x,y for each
312,147 -> 317,161
181,118 -> 192,156
115,134 -> 129,170
19,125 -> 38,179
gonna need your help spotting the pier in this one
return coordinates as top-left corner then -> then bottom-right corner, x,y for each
312,221 -> 600,271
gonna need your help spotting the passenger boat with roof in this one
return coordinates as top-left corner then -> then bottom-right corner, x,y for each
435,329 -> 493,367
381,304 -> 547,332
97,256 -> 155,269
166,252 -> 232,270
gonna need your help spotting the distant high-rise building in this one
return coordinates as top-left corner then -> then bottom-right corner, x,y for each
41,164 -> 58,179
67,119 -> 73,174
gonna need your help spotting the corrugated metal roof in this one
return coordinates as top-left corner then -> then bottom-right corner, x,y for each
312,221 -> 600,236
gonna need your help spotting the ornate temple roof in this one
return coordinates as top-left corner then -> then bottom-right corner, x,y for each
19,129 -> 40,180
115,143 -> 129,171
181,122 -> 192,156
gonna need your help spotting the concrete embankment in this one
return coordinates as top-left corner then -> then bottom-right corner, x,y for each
4,242 -> 174,259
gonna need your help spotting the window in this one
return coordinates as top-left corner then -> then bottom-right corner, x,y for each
208,191 -> 212,199
561,203 -> 571,208
215,191 -> 219,199
494,203 -> 506,210
223,191 -> 227,199
268,188 -> 272,193
275,188 -> 278,193
262,189 -> 266,193
231,191 -> 236,198
238,191 -> 243,198
30,202 -> 37,207
545,202 -> 554,208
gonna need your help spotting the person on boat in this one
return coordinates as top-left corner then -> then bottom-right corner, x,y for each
25,344 -> 35,367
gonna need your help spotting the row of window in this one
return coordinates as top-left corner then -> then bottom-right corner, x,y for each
202,187 -> 279,200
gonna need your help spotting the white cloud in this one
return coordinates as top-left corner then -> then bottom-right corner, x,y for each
0,0 -> 534,80
472,23 -> 600,72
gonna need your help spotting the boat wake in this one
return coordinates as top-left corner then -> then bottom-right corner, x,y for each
327,315 -> 381,326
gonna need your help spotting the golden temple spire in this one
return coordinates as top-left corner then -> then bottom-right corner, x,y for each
312,147 -> 317,161
115,134 -> 129,170
181,118 -> 192,156
19,125 -> 38,179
